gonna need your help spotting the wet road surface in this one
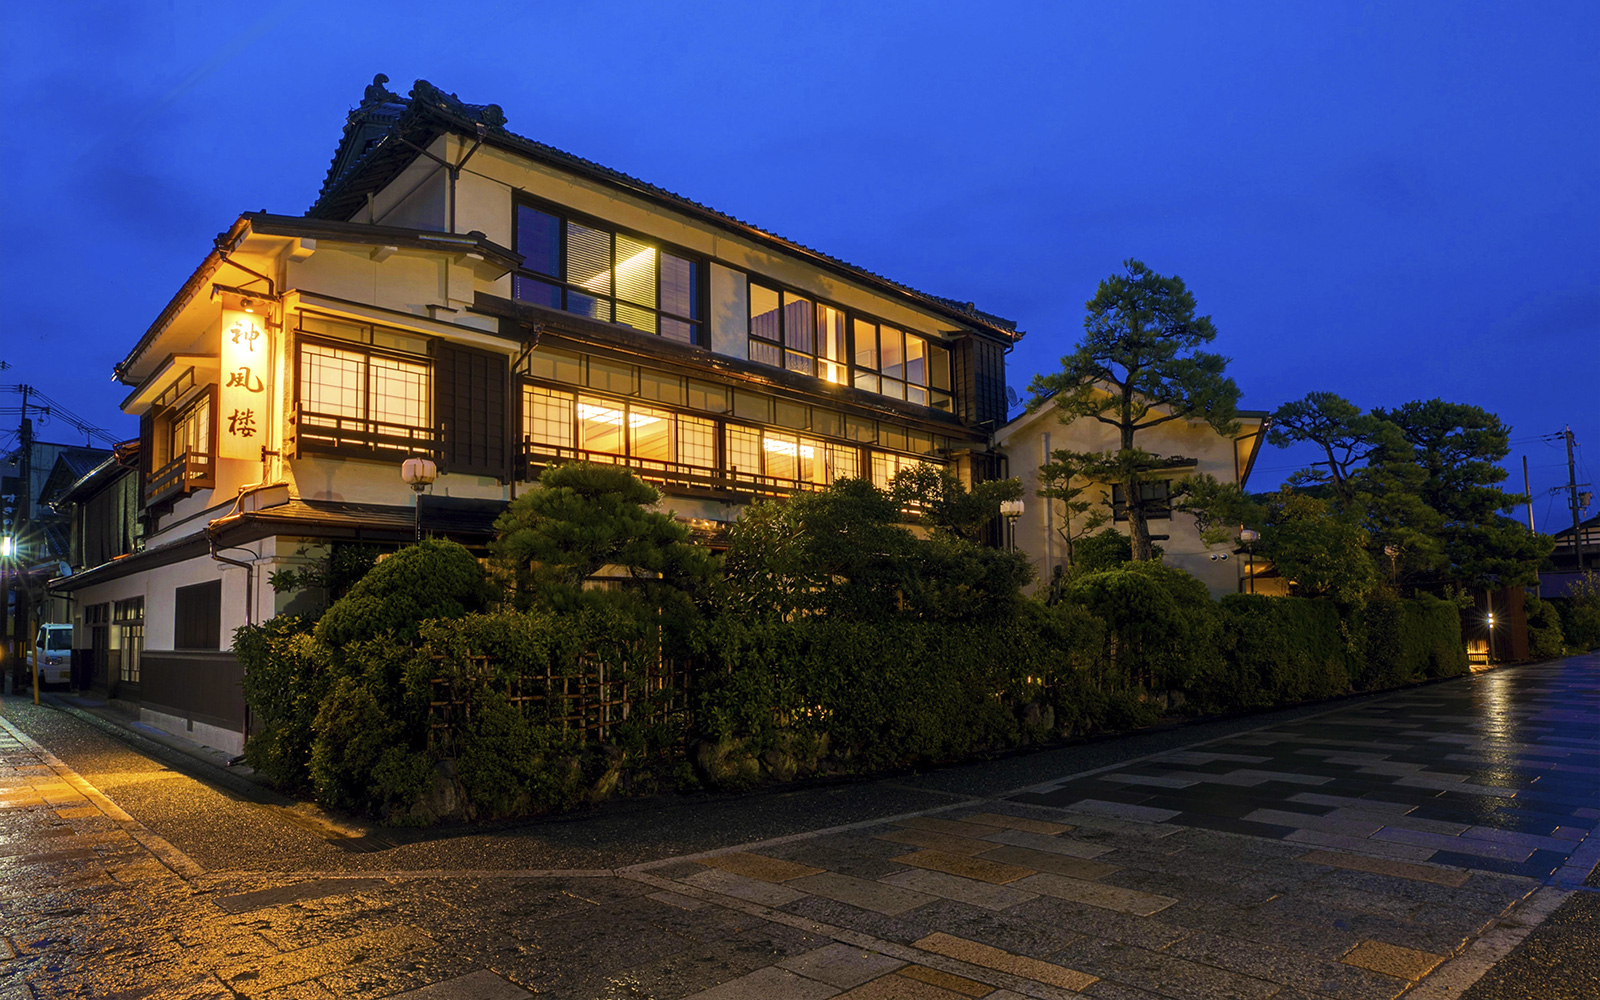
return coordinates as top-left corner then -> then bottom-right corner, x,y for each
1,653 -> 1596,999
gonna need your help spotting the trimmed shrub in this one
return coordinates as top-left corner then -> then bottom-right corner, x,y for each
1525,597 -> 1565,661
1211,595 -> 1348,711
1063,562 -> 1222,696
235,615 -> 323,789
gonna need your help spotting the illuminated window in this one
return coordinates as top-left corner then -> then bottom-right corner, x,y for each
749,288 -> 848,385
300,342 -> 430,429
524,386 -> 575,449
513,203 -> 703,345
114,597 -> 144,685
871,452 -> 940,489
853,320 -> 953,412
169,396 -> 211,465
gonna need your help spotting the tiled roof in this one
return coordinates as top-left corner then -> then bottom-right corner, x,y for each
311,76 -> 1020,341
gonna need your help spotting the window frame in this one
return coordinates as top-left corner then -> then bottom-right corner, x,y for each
294,335 -> 437,460
1110,480 -> 1173,522
512,197 -> 707,347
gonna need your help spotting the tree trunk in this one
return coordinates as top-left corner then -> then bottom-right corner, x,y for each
1127,469 -> 1152,561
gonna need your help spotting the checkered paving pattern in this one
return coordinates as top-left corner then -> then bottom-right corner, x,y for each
1013,661 -> 1600,883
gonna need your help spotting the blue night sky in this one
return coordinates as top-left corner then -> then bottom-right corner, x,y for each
2,2 -> 1595,530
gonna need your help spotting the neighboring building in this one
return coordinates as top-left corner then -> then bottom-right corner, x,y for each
3,439 -> 109,685
51,75 -> 1021,754
994,400 -> 1271,596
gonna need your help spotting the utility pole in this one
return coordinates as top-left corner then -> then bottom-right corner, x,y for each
12,386 -> 35,696
1523,455 -> 1535,532
1567,427 -> 1586,572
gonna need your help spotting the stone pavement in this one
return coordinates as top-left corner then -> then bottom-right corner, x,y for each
1,655 -> 1597,999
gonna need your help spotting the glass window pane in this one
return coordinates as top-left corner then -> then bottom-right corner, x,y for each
567,222 -> 612,297
523,386 -> 574,449
566,290 -> 611,322
905,334 -> 926,386
614,234 -> 657,307
785,351 -> 816,376
513,276 -> 562,309
928,342 -> 951,391
301,344 -> 365,418
880,378 -> 906,400
587,358 -> 636,395
812,409 -> 842,438
639,370 -> 685,405
687,379 -> 729,413
369,356 -> 429,425
661,253 -> 699,319
879,425 -> 908,452
845,415 -> 877,443
852,371 -> 879,394
783,294 -> 814,353
678,415 -> 716,470
907,384 -> 928,406
908,430 -> 933,455
749,339 -> 781,368
774,400 -> 809,429
660,317 -> 697,346
516,206 -> 560,276
525,348 -> 582,384
763,431 -> 798,482
631,404 -> 673,462
880,327 -> 904,380
818,306 -> 845,361
733,390 -> 770,422
931,390 -> 953,413
577,396 -> 625,455
796,435 -> 825,483
615,301 -> 657,334
725,425 -> 761,477
853,319 -> 878,369
827,444 -> 860,482
750,284 -> 780,341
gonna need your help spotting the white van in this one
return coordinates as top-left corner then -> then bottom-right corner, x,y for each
28,623 -> 72,685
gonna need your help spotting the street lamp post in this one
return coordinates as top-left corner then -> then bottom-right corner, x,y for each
400,457 -> 438,542
999,499 -> 1024,553
1238,528 -> 1259,594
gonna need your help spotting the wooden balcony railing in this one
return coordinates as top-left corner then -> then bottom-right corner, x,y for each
144,449 -> 215,506
296,404 -> 441,459
522,442 -> 831,500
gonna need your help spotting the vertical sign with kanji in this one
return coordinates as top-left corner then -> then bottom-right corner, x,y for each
218,310 -> 271,461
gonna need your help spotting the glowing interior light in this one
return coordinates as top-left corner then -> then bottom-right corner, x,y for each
579,247 -> 657,294
577,403 -> 624,424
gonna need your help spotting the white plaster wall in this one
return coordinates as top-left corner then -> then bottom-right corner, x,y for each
996,403 -> 1252,598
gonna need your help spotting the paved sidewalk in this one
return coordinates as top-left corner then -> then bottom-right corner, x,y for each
1,655 -> 1596,999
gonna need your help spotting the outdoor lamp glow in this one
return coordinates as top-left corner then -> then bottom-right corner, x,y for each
999,500 -> 1024,519
0,536 -> 14,558
401,457 -> 438,541
1238,529 -> 1260,544
401,457 -> 438,487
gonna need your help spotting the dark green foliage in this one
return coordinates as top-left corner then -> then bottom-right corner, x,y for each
1074,527 -> 1133,573
1525,597 -> 1566,660
890,464 -> 1024,542
267,542 -> 379,617
1210,595 -> 1348,711
1063,561 -> 1222,695
490,462 -> 714,614
235,615 -> 321,789
1028,259 -> 1240,561
315,540 -> 492,649
1355,593 -> 1467,689
1554,572 -> 1600,651
239,461 -> 1483,826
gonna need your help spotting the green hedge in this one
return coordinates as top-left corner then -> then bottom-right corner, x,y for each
241,534 -> 1472,825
